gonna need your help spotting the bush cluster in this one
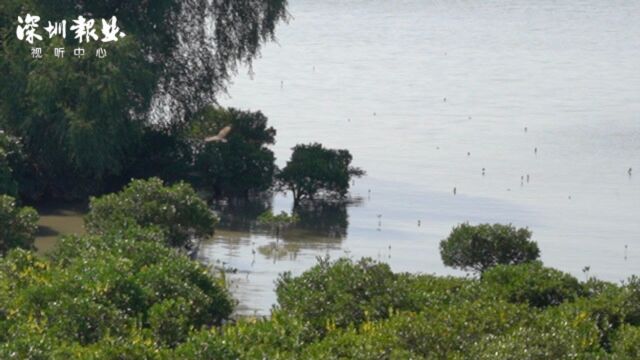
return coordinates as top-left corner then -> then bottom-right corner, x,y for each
2,178 -> 639,358
2,250 -> 640,358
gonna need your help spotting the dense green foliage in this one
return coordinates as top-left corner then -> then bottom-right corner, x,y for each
0,229 -> 233,358
277,143 -> 365,206
276,258 -> 404,337
0,0 -> 288,200
0,131 -> 23,197
85,178 -> 217,248
440,223 -> 540,273
0,195 -> 38,255
2,244 -> 640,358
191,106 -> 277,198
221,258 -> 640,359
481,261 -> 585,307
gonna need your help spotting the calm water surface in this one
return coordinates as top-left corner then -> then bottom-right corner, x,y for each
36,0 -> 640,316
208,0 -> 640,315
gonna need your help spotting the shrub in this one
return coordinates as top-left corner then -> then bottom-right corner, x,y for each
0,132 -> 20,197
386,300 -> 531,358
611,325 -> 640,359
622,276 -> 640,326
220,312 -> 309,358
85,177 -> 216,248
468,305 -> 604,359
174,328 -> 239,359
0,195 -> 39,255
394,273 -> 480,312
299,323 -> 416,360
148,298 -> 193,347
275,257 -> 402,337
568,284 -> 632,350
0,233 -> 233,356
481,261 -> 584,307
440,223 -> 540,273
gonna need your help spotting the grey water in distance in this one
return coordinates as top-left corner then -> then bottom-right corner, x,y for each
201,0 -> 639,316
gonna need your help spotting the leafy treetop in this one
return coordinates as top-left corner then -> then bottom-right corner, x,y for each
277,143 -> 364,206
439,223 -> 540,274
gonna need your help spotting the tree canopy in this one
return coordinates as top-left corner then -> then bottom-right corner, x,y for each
0,0 -> 288,200
0,132 -> 22,197
439,223 -> 541,274
191,106 -> 277,198
277,143 -> 364,206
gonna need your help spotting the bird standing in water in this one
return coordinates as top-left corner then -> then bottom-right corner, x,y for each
204,125 -> 232,143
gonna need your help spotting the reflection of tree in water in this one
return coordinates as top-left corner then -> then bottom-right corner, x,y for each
209,195 -> 363,264
257,242 -> 300,263
211,194 -> 272,231
288,198 -> 363,240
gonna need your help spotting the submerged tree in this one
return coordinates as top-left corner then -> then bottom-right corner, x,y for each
0,0 -> 289,200
277,143 -> 365,206
439,223 -> 540,274
258,210 -> 298,242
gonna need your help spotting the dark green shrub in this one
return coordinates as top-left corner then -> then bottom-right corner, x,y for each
174,328 -> 239,359
394,273 -> 480,312
568,285 -> 631,351
0,132 -> 21,197
0,234 -> 233,355
440,223 -> 540,273
275,257 -> 403,337
85,177 -> 216,248
386,300 -> 531,358
622,276 -> 640,326
221,312 -> 308,358
148,298 -> 193,347
468,305 -> 603,359
611,325 -> 640,359
481,261 -> 584,307
51,334 -> 162,360
0,195 -> 38,255
299,324 -> 417,360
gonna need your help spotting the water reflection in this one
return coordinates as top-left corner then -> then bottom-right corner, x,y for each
257,242 -> 301,262
34,202 -> 86,254
199,193 -> 365,315
291,198 -> 361,240
212,194 -> 272,231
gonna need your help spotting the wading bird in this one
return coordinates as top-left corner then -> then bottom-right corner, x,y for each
204,125 -> 232,143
